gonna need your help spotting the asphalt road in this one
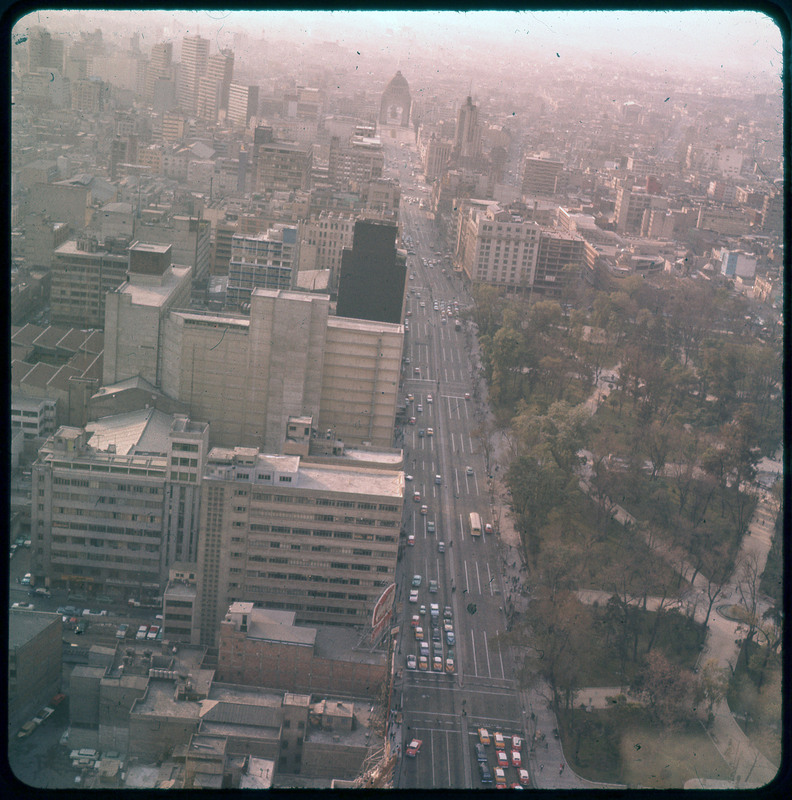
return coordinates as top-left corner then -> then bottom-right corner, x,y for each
386,141 -> 529,789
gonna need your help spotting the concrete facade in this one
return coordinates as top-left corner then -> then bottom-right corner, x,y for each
193,445 -> 404,646
216,604 -> 386,698
30,412 -> 208,600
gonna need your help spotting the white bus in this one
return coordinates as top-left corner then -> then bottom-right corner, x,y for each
469,512 -> 482,537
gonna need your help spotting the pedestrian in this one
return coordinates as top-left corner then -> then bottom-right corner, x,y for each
539,764 -> 543,772
560,763 -> 564,774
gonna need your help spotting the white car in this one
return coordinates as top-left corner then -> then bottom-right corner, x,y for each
409,589 -> 419,603
466,466 -> 474,476
406,654 -> 417,670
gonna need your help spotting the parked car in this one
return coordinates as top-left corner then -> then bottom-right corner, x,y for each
479,763 -> 493,784
445,657 -> 455,674
497,750 -> 509,768
475,743 -> 488,762
21,573 -> 32,586
83,609 -> 107,617
494,731 -> 505,750
147,625 -> 160,640
116,624 -> 129,639
17,721 -> 38,739
478,728 -> 491,746
511,749 -> 522,768
484,523 -> 494,535
518,769 -> 530,786
136,625 -> 148,640
12,602 -> 34,610
30,587 -> 51,598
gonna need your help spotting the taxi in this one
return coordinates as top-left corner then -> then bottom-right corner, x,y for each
494,731 -> 505,750
478,728 -> 491,746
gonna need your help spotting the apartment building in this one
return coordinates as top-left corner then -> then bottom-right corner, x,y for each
254,139 -> 312,193
192,444 -> 404,646
522,156 -> 564,197
30,412 -> 209,600
226,226 -> 298,307
177,35 -> 209,114
327,135 -> 384,190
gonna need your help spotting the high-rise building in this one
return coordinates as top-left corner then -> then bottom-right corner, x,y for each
51,236 -> 130,328
227,82 -> 258,128
453,96 -> 482,163
103,287 -> 403,451
327,135 -> 385,190
254,138 -> 313,193
30,412 -> 209,601
177,35 -> 209,114
336,218 -> 406,325
522,156 -> 564,197
226,225 -> 298,307
192,443 -> 404,645
199,50 -> 233,119
145,41 -> 172,102
26,26 -> 64,74
614,183 -> 669,234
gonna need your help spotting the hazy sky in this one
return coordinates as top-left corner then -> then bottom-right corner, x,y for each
14,8 -> 784,79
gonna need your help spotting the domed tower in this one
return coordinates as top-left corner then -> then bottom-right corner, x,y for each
379,70 -> 411,127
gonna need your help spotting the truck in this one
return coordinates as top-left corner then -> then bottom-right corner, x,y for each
469,512 -> 482,537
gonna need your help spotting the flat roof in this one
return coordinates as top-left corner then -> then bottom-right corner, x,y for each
118,265 -> 191,308
9,609 -> 61,649
298,462 -> 404,499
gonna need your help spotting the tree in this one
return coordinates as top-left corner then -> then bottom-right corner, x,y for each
695,659 -> 730,723
634,651 -> 697,729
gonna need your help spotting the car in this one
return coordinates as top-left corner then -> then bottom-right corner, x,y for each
419,604 -> 427,616
415,626 -> 424,641
416,404 -> 423,412
428,579 -> 438,594
511,736 -> 523,751
445,657 -> 455,674
443,618 -> 453,632
414,367 -> 421,374
136,625 -> 148,640
420,505 -> 428,515
409,273 -> 415,280
409,589 -> 419,603
407,534 -> 415,546
475,743 -> 488,762
419,642 -> 430,658
484,523 -> 494,535
446,630 -> 455,645
411,614 -> 421,628
432,656 -> 443,672
31,587 -> 52,598
418,429 -> 425,438
496,751 -> 509,768
444,606 -> 453,619
432,627 -> 441,642
518,769 -> 530,786
10,544 -> 17,556
37,706 -> 55,722
50,693 -> 66,707
494,731 -> 505,750
412,574 -> 422,587
21,573 -> 32,586
116,623 -> 129,639
418,655 -> 429,671
83,609 -> 107,617
465,392 -> 471,400
406,654 -> 417,670
466,465 -> 474,476
408,417 -> 416,425
427,520 -> 436,534
406,739 -> 422,757
478,728 -> 491,746
434,474 -> 442,485
479,763 -> 493,784
405,310 -> 412,317
495,767 -> 507,785
17,721 -> 38,739
413,491 -> 421,503
405,473 -> 413,481
62,606 -> 79,617
12,602 -> 34,610
438,541 -> 445,553
511,750 -> 522,768
147,625 -> 160,640
407,393 -> 414,403
427,428 -> 434,436
427,394 -> 433,403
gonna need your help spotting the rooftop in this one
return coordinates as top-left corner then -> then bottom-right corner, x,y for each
9,608 -> 61,649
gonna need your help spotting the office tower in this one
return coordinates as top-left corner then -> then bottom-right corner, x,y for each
522,156 -> 564,197
454,96 -> 482,162
254,138 -> 313,193
205,49 -> 234,114
193,444 -> 404,645
336,218 -> 406,325
227,83 -> 258,128
51,236 -> 130,328
226,225 -> 298,307
26,26 -> 64,74
177,35 -> 209,114
103,286 -> 403,451
30,413 -> 209,601
103,242 -> 193,387
145,41 -> 172,102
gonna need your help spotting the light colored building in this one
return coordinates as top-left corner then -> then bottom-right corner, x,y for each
51,237 -> 130,328
226,225 -> 298,307
328,135 -> 384,190
103,242 -> 192,387
720,250 -> 757,279
298,212 -> 356,286
522,156 -> 563,197
145,41 -> 172,102
30,411 -> 209,600
193,444 -> 404,645
134,213 -> 211,287
177,35 -> 209,114
254,139 -> 312,193
227,82 -> 259,128
423,135 -> 453,181
614,183 -> 669,234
